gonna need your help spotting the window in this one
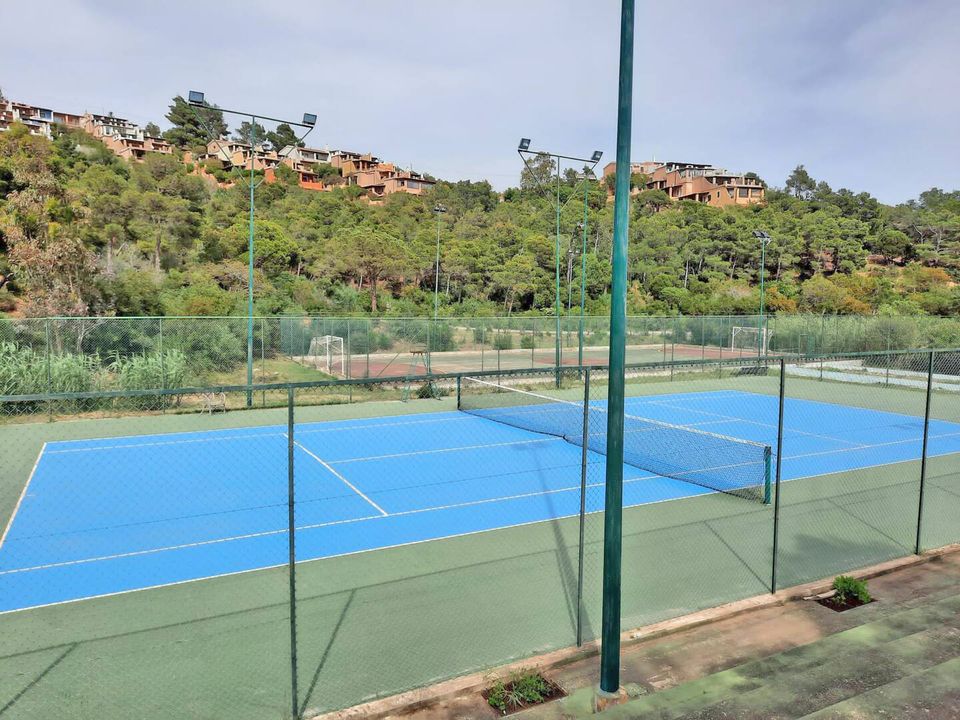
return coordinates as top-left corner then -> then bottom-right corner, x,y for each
739,188 -> 749,198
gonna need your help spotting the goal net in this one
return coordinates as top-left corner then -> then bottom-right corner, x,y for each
731,326 -> 772,355
306,335 -> 345,376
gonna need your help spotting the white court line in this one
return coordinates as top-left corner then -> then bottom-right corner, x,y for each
0,443 -> 46,553
783,429 -> 960,462
45,430 -> 287,455
0,471 -> 696,617
0,469 -> 663,578
5,437 -> 960,614
326,417 -> 740,466
292,439 -> 388,516
330,436 -> 561,464
41,414 -> 469,456
297,413 -> 470,435
642,398 -> 864,447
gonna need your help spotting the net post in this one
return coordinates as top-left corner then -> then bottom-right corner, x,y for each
576,368 -> 590,647
771,358 -> 786,593
915,350 -> 935,554
456,375 -> 462,410
287,387 -> 300,719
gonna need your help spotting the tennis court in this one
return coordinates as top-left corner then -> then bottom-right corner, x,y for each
2,386 -> 959,614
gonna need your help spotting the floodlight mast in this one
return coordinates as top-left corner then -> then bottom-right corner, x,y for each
517,141 -> 602,386
186,91 -> 315,410
433,204 -> 447,320
753,231 -> 772,358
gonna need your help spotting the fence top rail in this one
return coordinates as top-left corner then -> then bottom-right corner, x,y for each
2,347 -> 954,405
8,312 -> 952,323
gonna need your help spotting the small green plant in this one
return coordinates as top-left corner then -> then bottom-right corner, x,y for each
486,670 -> 553,714
832,575 -> 871,604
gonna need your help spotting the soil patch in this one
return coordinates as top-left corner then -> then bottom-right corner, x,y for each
816,595 -> 875,612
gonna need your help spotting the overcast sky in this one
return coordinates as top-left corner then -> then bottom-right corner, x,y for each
2,0 -> 957,204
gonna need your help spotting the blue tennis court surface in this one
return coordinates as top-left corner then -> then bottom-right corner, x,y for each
2,390 -> 959,613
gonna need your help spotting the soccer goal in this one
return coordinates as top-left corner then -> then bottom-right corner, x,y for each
306,335 -> 345,375
731,326 -> 773,355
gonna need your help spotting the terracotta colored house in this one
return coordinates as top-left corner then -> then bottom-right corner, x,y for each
603,160 -> 765,207
353,162 -> 435,197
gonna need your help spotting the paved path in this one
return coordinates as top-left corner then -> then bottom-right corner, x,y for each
398,553 -> 960,719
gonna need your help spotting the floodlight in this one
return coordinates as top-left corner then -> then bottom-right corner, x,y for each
302,113 -> 317,127
434,203 -> 447,213
591,150 -> 603,162
518,138 -> 531,151
188,90 -> 205,106
753,230 -> 771,241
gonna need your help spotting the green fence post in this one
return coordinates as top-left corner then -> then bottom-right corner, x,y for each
346,319 -> 353,403
771,358 -> 786,593
576,368 -> 590,647
44,318 -> 52,394
261,318 -> 267,408
600,0 -> 634,695
158,318 -> 166,413
286,388 -> 300,719
915,350 -> 935,554
480,324 -> 485,371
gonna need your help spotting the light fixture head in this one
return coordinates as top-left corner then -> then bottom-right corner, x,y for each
302,113 -> 317,127
187,90 -> 205,106
518,138 -> 531,151
434,203 -> 447,213
591,150 -> 603,162
753,230 -> 771,241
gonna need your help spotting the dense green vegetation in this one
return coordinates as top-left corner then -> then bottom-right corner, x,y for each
1,112 -> 958,320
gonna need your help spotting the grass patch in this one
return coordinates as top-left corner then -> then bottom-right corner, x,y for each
484,669 -> 563,715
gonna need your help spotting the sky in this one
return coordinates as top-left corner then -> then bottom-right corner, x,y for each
1,0 -> 957,204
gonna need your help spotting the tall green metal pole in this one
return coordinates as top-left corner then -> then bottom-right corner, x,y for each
246,116 -> 256,407
579,181 -> 589,368
434,212 -> 442,321
600,0 -> 634,696
555,160 -> 562,387
758,237 -> 766,359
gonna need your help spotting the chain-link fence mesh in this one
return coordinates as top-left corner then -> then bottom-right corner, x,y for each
917,349 -> 960,552
775,352 -> 931,588
5,314 -> 960,401
1,348 -> 959,718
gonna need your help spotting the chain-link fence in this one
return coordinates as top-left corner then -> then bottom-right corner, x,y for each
1,349 -> 959,718
4,314 -> 960,405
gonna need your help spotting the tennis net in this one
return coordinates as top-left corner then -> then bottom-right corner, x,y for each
458,376 -> 772,503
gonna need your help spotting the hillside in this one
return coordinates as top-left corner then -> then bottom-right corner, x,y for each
0,121 -> 958,320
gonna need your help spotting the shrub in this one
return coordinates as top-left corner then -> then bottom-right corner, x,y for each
427,323 -> 457,352
486,670 -> 553,714
520,334 -> 536,350
493,332 -> 514,351
832,575 -> 871,604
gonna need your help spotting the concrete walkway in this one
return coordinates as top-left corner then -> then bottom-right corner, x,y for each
382,553 -> 960,720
